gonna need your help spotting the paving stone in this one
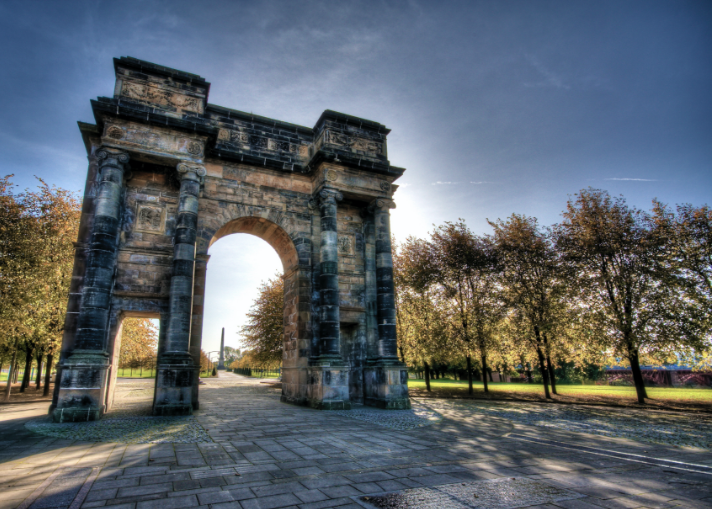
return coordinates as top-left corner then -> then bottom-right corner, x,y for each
294,490 -> 329,503
292,467 -> 325,476
6,375 -> 712,509
197,490 -> 235,504
117,483 -> 173,497
136,494 -> 199,509
319,484 -> 362,498
300,474 -> 352,490
252,481 -> 306,497
239,493 -> 301,509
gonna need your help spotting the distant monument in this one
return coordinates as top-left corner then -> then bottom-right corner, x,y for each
218,328 -> 226,370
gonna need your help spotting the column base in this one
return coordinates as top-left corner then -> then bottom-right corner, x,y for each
51,350 -> 109,422
364,359 -> 411,410
306,357 -> 351,410
153,352 -> 196,416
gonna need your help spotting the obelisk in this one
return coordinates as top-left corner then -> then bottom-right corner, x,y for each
218,328 -> 226,370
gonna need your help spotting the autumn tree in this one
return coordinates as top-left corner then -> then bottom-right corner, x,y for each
554,189 -> 708,403
239,274 -> 284,366
490,214 -> 565,399
223,346 -> 242,367
430,222 -> 504,394
652,202 -> 712,345
394,237 -> 451,391
0,176 -> 79,400
118,318 -> 158,371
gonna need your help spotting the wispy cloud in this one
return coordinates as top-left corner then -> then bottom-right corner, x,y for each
431,181 -> 495,185
604,178 -> 658,182
523,54 -> 570,90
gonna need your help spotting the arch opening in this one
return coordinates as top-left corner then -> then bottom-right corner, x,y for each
209,217 -> 300,273
195,217 -> 309,404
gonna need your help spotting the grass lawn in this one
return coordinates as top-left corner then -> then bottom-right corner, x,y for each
117,368 -> 156,378
407,378 -> 712,403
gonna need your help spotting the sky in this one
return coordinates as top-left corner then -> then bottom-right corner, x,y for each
1,0 -> 710,354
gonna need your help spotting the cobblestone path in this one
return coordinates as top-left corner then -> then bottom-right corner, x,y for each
1,372 -> 711,509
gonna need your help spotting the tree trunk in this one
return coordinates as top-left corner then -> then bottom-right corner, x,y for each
20,347 -> 33,393
4,348 -> 18,402
525,362 -> 533,383
481,353 -> 489,394
546,353 -> 557,395
35,353 -> 43,390
627,345 -> 648,403
43,354 -> 54,397
465,355 -> 473,395
535,345 -> 551,399
488,369 -> 493,383
424,361 -> 432,392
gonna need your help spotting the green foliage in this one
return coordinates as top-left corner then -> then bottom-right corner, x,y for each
1,176 -> 80,399
118,318 -> 158,369
394,188 -> 711,404
238,274 -> 284,366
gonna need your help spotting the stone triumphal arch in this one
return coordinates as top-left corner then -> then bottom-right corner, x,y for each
52,57 -> 410,421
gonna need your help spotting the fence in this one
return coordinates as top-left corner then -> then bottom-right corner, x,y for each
117,367 -> 156,378
233,367 -> 281,379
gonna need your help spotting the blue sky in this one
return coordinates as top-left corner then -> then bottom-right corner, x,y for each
1,0 -> 710,354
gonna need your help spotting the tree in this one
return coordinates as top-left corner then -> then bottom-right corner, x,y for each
554,189 -> 706,403
239,275 -> 284,365
394,237 -> 450,391
430,222 -> 504,395
652,201 -> 712,315
0,176 -> 79,400
119,318 -> 158,371
223,346 -> 242,367
490,214 -> 565,399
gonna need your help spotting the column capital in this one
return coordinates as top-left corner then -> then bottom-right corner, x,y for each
317,188 -> 343,207
96,147 -> 130,167
177,162 -> 206,181
368,198 -> 396,213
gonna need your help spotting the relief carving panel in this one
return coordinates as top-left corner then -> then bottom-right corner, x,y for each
103,123 -> 204,160
135,203 -> 166,234
120,79 -> 204,114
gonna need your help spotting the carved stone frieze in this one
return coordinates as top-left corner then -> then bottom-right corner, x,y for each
102,122 -> 205,160
120,79 -> 204,114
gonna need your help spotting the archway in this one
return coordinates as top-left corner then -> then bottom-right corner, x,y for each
52,56 -> 410,422
191,216 -> 310,406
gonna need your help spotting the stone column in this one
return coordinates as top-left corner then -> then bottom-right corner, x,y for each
52,148 -> 129,422
306,188 -> 350,409
317,188 -> 343,359
364,198 -> 410,409
372,199 -> 399,360
153,162 -> 205,416
218,328 -> 225,370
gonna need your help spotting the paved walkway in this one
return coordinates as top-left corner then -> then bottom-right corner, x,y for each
1,372 -> 711,509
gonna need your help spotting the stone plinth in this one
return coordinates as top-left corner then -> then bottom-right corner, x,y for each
153,353 -> 196,416
306,362 -> 351,410
365,361 -> 411,410
52,350 -> 110,422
